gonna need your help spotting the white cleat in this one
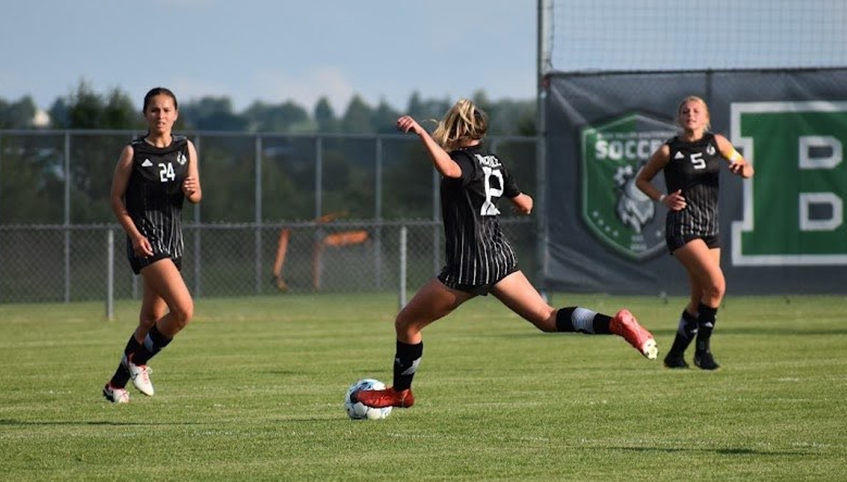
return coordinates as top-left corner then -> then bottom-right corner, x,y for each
122,354 -> 155,396
103,383 -> 130,403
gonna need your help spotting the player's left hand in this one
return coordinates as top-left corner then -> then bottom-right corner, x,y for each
182,176 -> 198,195
729,159 -> 745,175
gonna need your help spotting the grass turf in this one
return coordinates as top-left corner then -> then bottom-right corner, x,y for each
0,293 -> 845,481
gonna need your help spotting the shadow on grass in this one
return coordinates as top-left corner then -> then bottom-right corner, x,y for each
479,328 -> 847,340
608,446 -> 809,456
650,328 -> 847,337
0,419 -> 204,427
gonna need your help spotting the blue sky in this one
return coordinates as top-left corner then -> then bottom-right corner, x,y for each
0,0 -> 537,113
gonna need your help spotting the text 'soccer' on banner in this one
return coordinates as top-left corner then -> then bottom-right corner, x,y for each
731,101 -> 847,266
580,113 -> 675,259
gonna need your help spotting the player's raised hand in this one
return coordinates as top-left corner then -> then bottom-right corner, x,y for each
663,189 -> 687,211
396,115 -> 422,135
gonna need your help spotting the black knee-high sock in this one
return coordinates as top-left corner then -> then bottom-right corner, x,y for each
696,302 -> 718,353
132,324 -> 172,365
393,340 -> 423,391
108,335 -> 142,388
555,307 -> 612,334
667,309 -> 698,356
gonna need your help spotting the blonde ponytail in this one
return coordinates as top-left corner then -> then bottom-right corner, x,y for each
432,98 -> 488,150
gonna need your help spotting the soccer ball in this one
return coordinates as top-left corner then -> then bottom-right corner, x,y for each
344,378 -> 392,420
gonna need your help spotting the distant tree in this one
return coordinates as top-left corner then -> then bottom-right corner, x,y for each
102,88 -> 139,129
314,96 -> 338,133
49,80 -> 140,129
244,100 -> 311,133
406,91 -> 424,119
47,98 -> 69,128
405,92 -> 450,128
180,96 -> 247,131
371,99 -> 400,133
341,95 -> 374,134
0,96 -> 38,128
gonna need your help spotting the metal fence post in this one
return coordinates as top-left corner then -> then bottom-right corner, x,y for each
399,225 -> 407,309
0,133 -> 3,303
314,137 -> 323,291
106,229 -> 114,320
375,136 -> 383,289
193,135 -> 202,297
255,135 -> 263,295
64,132 -> 71,303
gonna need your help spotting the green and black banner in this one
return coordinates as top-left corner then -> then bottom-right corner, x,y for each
545,69 -> 847,294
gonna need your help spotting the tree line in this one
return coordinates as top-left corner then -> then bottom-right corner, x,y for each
1,80 -> 536,135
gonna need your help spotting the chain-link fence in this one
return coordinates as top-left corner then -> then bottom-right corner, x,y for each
0,131 -> 539,304
543,0 -> 847,74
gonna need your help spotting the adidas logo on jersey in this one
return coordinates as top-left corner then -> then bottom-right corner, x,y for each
674,151 -> 685,160
141,159 -> 153,167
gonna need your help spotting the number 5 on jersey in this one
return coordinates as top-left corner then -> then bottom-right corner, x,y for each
158,162 -> 175,182
690,152 -> 706,170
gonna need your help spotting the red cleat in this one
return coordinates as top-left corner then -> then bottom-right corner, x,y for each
610,309 -> 658,360
354,387 -> 415,408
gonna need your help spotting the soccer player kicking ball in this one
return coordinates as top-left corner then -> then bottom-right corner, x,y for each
354,99 -> 658,410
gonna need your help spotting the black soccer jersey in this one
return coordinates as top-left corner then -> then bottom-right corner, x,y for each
663,133 -> 721,240
438,144 -> 521,288
124,136 -> 190,271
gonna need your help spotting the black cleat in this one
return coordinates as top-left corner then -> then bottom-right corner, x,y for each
663,353 -> 689,369
694,350 -> 720,370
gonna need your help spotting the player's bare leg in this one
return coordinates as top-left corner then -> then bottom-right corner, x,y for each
674,242 -> 724,369
491,271 -> 657,359
355,278 -> 474,409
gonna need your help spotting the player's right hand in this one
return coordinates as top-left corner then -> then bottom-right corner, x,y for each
663,189 -> 687,211
396,115 -> 421,135
132,235 -> 154,257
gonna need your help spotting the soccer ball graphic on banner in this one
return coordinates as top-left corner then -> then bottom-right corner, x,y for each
344,378 -> 392,420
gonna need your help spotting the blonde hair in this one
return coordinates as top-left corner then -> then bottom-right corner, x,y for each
432,98 -> 488,150
676,95 -> 711,131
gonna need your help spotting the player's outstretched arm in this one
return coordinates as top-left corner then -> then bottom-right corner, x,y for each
397,115 -> 462,178
509,193 -> 533,215
715,134 -> 754,178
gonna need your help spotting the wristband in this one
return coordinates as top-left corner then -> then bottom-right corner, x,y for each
658,194 -> 666,203
728,147 -> 742,161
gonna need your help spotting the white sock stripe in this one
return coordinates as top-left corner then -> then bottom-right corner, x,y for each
400,358 -> 421,376
143,334 -> 155,352
572,307 -> 597,333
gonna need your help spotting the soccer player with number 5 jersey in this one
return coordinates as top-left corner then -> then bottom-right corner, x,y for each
636,96 -> 754,370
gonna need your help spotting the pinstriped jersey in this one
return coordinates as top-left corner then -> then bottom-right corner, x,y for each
124,136 -> 189,261
439,144 -> 521,286
663,133 -> 721,238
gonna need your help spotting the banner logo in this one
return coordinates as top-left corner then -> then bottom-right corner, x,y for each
731,101 -> 847,265
580,113 -> 676,259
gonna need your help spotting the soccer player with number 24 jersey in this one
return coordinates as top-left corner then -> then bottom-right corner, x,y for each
102,88 -> 202,403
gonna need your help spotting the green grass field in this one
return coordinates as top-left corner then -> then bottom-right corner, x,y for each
1,293 -> 845,481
